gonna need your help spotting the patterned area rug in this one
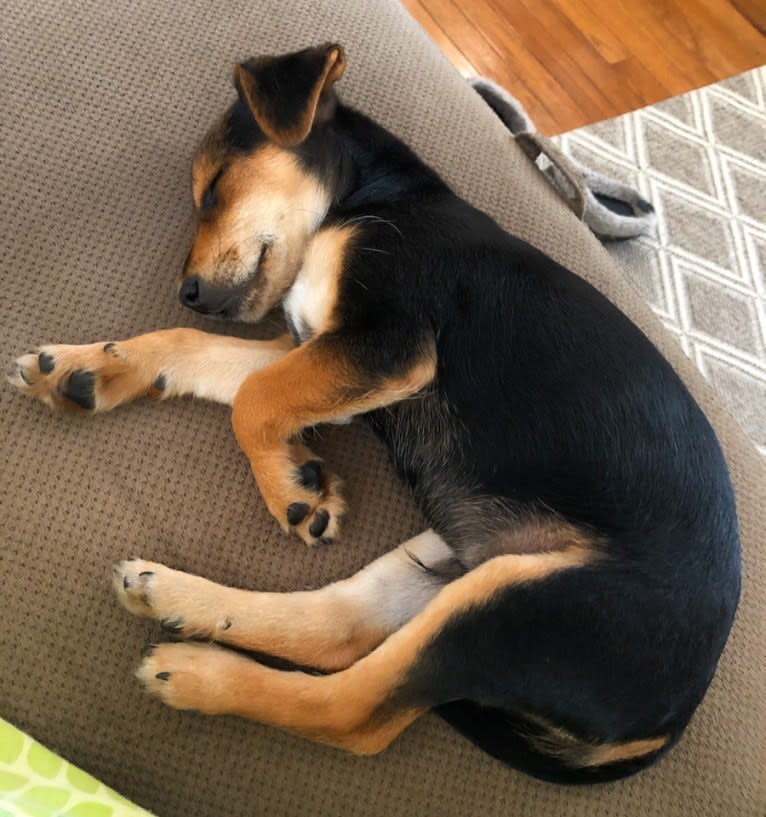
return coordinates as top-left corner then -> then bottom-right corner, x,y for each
556,67 -> 766,455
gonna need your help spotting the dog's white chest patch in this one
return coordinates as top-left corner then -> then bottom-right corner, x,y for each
283,275 -> 331,341
283,225 -> 353,341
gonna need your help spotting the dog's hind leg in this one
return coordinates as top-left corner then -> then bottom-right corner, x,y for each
9,329 -> 293,412
131,546 -> 593,754
115,529 -> 459,672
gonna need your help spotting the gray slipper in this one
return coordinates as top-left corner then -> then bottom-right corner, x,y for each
470,76 -> 655,241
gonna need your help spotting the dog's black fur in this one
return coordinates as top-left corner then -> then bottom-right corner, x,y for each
215,66 -> 741,781
14,45 -> 740,783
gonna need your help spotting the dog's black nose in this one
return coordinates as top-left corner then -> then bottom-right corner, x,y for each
179,276 -> 201,309
179,275 -> 238,317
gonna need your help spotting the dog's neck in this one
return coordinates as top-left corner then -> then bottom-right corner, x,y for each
322,103 -> 448,213
280,105 -> 449,343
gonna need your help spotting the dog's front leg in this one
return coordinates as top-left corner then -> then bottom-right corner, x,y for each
10,329 -> 293,412
232,335 -> 436,545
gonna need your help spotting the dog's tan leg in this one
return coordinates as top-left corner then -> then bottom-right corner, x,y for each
9,329 -> 293,412
231,336 -> 436,544
134,546 -> 593,754
114,530 -> 456,671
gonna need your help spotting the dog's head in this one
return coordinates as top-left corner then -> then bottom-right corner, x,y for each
181,44 -> 345,322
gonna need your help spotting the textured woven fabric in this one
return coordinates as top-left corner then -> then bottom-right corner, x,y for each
1,2 -> 764,816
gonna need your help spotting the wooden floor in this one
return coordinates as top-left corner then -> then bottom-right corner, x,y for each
401,0 -> 766,134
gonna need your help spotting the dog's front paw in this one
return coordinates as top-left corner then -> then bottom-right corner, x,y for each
282,458 -> 346,546
8,342 -> 153,412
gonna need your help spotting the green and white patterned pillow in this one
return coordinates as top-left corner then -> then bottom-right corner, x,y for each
0,719 -> 155,817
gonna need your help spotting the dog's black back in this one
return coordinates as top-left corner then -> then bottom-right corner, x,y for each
297,104 -> 741,781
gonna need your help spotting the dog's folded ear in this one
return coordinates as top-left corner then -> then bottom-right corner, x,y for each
234,44 -> 345,148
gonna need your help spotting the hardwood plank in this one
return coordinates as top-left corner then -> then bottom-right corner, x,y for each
461,0 -> 594,121
550,0 -> 629,64
492,0 -> 642,119
731,0 -> 766,34
399,0 -> 766,134
419,0 -> 563,131
405,0 -> 477,76
427,0 -> 585,128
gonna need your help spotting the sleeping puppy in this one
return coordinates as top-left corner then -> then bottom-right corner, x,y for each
10,44 -> 740,783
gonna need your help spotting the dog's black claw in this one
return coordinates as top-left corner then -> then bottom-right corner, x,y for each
298,460 -> 323,492
142,644 -> 156,657
155,671 -> 171,681
123,576 -> 131,590
62,370 -> 96,410
153,374 -> 166,391
38,352 -> 54,374
309,509 -> 330,538
139,571 -> 154,578
160,618 -> 183,635
103,342 -> 116,353
287,502 -> 310,525
222,618 -> 232,630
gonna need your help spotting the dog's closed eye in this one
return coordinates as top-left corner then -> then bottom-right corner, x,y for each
201,165 -> 227,212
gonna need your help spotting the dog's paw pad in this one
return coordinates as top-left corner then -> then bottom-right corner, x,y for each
309,509 -> 330,538
289,477 -> 346,546
61,370 -> 96,410
297,459 -> 324,492
286,502 -> 311,525
37,352 -> 55,374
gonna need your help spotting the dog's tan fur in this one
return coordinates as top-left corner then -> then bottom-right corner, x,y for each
231,338 -> 436,541
119,543 -> 595,754
188,144 -> 331,322
521,714 -> 670,768
9,330 -> 293,411
283,224 -> 357,337
116,530 -> 453,671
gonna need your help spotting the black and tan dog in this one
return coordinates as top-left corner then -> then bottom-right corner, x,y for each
11,44 -> 740,783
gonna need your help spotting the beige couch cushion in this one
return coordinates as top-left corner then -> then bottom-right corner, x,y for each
1,1 -> 763,815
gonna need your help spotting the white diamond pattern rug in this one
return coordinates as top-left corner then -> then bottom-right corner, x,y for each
557,67 -> 766,454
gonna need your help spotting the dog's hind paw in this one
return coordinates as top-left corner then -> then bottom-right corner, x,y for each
113,558 -> 235,640
136,641 -> 243,713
